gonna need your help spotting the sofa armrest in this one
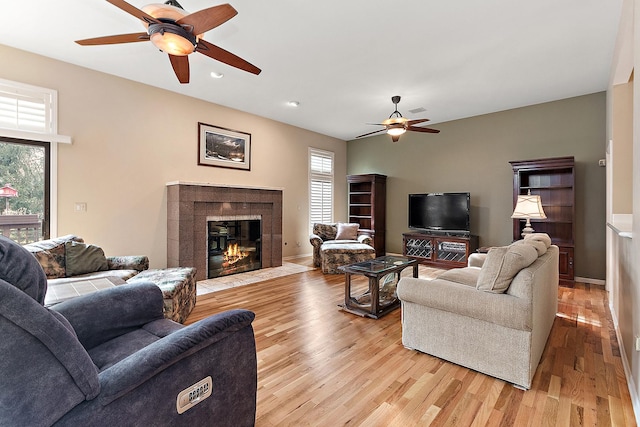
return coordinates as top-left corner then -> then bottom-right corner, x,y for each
397,277 -> 531,331
357,234 -> 373,246
107,255 -> 149,272
97,309 -> 256,405
468,253 -> 487,268
51,282 -> 165,350
309,234 -> 323,247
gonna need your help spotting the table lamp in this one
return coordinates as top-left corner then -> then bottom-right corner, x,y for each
511,190 -> 546,237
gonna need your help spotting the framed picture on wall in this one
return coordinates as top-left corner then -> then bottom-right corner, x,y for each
198,122 -> 251,170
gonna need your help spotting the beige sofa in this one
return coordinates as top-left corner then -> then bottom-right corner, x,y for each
397,233 -> 558,389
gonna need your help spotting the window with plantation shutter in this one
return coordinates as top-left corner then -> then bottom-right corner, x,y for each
0,82 -> 52,134
0,78 -> 71,240
309,148 -> 334,228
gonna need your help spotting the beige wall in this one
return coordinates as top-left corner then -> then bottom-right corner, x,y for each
0,44 -> 347,267
612,81 -> 634,214
606,0 -> 640,418
347,92 -> 607,280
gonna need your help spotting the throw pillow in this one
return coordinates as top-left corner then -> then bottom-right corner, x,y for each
25,244 -> 67,279
335,223 -> 359,240
476,243 -> 538,293
524,232 -> 552,248
65,241 -> 109,277
513,238 -> 547,256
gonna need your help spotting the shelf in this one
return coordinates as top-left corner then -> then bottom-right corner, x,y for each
349,215 -> 372,219
520,185 -> 573,190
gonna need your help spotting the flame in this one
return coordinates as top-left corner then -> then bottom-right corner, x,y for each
224,243 -> 248,265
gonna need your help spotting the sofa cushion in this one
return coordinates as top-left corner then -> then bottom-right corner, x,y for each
313,223 -> 337,241
437,267 -> 480,288
23,235 -> 84,279
476,243 -> 538,293
335,223 -> 359,240
65,241 -> 109,277
29,243 -> 67,279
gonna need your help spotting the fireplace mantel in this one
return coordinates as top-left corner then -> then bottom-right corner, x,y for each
167,182 -> 283,281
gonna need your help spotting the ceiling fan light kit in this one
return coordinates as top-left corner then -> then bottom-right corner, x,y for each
75,0 -> 261,83
148,22 -> 197,55
355,95 -> 440,142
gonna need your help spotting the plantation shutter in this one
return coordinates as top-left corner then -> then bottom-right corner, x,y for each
0,82 -> 52,133
309,148 -> 334,227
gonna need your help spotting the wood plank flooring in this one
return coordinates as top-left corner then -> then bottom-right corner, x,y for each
186,262 -> 637,426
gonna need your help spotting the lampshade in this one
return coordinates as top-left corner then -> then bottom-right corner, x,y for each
511,191 -> 546,236
387,127 -> 406,137
511,193 -> 546,219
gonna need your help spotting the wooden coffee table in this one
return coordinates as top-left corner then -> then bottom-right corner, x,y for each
338,255 -> 418,319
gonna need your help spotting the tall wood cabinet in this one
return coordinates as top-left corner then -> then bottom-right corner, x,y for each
347,174 -> 386,257
510,157 -> 575,286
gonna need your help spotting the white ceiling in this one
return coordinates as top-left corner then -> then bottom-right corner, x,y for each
0,1 -> 623,141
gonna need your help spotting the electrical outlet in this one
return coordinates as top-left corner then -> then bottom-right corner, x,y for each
74,202 -> 87,212
635,336 -> 640,352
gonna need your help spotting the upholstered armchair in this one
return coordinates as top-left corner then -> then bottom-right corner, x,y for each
0,236 -> 257,426
309,223 -> 375,273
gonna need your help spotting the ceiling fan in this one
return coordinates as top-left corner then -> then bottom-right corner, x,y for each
356,96 -> 440,142
75,0 -> 261,84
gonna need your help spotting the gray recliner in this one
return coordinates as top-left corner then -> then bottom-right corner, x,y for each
0,236 -> 257,427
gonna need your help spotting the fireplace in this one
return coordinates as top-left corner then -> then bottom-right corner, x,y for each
167,182 -> 283,282
208,217 -> 261,278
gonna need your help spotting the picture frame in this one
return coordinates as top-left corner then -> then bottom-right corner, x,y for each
198,122 -> 251,170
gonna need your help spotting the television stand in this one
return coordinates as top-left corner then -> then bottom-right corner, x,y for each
402,232 -> 479,269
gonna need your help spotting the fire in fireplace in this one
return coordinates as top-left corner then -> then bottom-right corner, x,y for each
207,217 -> 261,279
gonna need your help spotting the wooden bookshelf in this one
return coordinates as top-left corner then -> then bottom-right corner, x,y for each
347,174 -> 386,256
510,156 -> 575,286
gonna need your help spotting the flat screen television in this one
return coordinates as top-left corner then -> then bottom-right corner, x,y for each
408,192 -> 470,235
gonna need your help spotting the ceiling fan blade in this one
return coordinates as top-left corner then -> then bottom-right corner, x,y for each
355,128 -> 386,138
107,0 -> 159,24
177,4 -> 238,35
407,126 -> 440,134
75,32 -> 150,46
169,54 -> 190,84
407,118 -> 430,126
196,39 -> 261,75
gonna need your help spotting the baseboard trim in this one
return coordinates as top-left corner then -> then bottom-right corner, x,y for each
575,276 -> 606,286
283,253 -> 312,261
610,302 -> 640,426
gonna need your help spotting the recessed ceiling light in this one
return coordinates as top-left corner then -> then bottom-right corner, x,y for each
210,72 -> 224,79
287,101 -> 300,107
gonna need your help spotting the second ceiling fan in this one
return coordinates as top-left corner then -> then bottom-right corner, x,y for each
356,96 -> 440,142
75,0 -> 261,84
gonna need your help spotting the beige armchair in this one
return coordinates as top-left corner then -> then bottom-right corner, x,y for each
309,223 -> 375,273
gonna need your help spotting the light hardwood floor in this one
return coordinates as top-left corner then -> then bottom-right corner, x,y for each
186,261 -> 637,426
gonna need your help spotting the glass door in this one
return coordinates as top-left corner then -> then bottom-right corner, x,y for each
0,138 -> 49,243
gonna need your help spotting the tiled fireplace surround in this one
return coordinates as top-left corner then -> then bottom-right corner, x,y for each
167,182 -> 283,281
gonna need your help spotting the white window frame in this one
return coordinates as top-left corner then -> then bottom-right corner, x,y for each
309,148 -> 334,230
0,78 -> 73,237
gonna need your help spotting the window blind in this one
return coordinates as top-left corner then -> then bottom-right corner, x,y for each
309,148 -> 334,227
